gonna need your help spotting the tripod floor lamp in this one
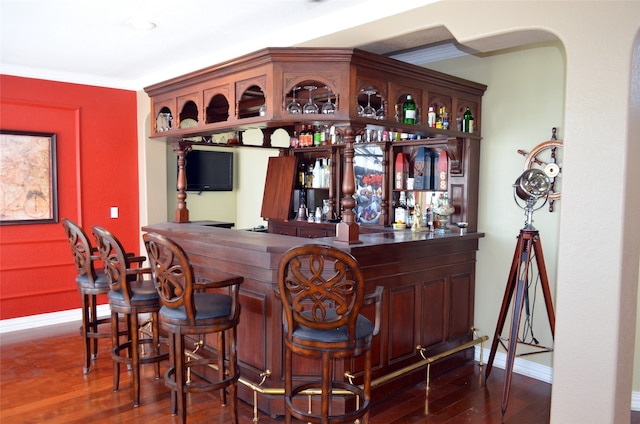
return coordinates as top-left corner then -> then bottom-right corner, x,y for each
485,168 -> 557,417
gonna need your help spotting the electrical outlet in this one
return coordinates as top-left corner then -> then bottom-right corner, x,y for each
110,207 -> 119,218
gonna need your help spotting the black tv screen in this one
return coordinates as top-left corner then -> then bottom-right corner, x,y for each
181,150 -> 233,191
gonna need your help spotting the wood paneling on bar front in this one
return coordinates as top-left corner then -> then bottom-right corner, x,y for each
142,222 -> 482,416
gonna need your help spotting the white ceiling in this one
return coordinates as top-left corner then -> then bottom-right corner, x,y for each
0,0 -> 470,91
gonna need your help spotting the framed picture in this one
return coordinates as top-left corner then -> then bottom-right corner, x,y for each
0,130 -> 58,225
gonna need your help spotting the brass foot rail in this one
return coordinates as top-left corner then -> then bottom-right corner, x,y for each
187,328 -> 488,422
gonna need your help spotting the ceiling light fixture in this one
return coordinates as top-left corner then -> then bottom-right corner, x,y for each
129,18 -> 157,31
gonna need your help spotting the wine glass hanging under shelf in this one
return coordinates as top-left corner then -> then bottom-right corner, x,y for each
357,88 -> 385,120
284,84 -> 337,115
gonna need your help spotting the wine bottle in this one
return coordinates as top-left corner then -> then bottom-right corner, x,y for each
463,107 -> 474,133
402,95 -> 416,124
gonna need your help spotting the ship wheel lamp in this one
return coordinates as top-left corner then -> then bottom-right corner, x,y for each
517,128 -> 563,211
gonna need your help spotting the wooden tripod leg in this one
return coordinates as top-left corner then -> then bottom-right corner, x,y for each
532,234 -> 556,336
502,272 -> 528,416
501,231 -> 537,416
486,234 -> 524,379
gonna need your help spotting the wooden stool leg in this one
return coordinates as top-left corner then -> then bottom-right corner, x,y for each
284,347 -> 292,424
81,293 -> 91,374
321,350 -> 332,421
364,348 -> 372,424
89,294 -> 99,360
111,311 -> 121,392
152,312 -> 161,379
175,332 -> 187,424
218,331 -> 227,406
167,332 -> 177,416
229,326 -> 238,424
130,313 -> 140,406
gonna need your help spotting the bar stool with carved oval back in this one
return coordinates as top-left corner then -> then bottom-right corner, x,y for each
62,218 -> 113,374
276,244 -> 383,424
92,226 -> 168,406
143,232 -> 243,424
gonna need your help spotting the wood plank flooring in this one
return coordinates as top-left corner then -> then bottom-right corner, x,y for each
1,322 -> 638,423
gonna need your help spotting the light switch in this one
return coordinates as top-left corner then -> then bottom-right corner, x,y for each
110,207 -> 119,218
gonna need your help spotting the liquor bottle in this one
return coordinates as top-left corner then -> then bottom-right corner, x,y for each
312,159 -> 321,188
463,107 -> 474,133
306,163 -> 314,188
406,192 -> 414,227
290,130 -> 299,148
319,159 -> 327,188
322,158 -> 330,188
313,125 -> 322,146
299,124 -> 307,147
427,105 -> 436,128
395,191 -> 408,225
300,124 -> 309,147
305,125 -> 313,147
402,94 -> 416,124
425,202 -> 433,231
298,161 -> 306,187
441,106 -> 449,130
430,193 -> 438,231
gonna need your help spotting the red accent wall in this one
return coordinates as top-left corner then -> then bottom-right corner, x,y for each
0,75 -> 140,319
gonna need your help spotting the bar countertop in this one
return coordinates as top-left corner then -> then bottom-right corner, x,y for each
142,221 -> 484,253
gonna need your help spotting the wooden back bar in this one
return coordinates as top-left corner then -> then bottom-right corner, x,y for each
142,222 -> 483,416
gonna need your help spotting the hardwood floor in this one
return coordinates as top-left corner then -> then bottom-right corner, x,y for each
1,322 -> 638,423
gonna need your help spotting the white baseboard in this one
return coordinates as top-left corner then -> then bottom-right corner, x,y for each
0,305 -> 110,334
632,391 -> 640,412
474,345 -> 553,384
474,346 -> 640,411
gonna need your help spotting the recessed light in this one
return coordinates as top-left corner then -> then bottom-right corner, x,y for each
129,19 -> 157,31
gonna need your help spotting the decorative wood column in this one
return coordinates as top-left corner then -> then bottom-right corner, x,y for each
381,142 -> 390,226
335,126 -> 362,244
172,140 -> 193,223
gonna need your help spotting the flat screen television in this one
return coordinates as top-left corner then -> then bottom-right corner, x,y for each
181,150 -> 233,191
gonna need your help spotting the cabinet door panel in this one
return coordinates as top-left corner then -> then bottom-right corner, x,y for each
421,278 -> 446,348
388,284 -> 417,362
236,290 -> 269,370
261,156 -> 297,220
449,270 -> 473,339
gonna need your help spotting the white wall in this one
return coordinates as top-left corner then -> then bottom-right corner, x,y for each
428,42 -> 565,369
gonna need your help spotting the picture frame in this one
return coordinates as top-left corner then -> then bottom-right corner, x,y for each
0,130 -> 58,225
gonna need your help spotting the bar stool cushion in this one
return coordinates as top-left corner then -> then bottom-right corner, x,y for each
287,309 -> 374,344
107,280 -> 159,305
160,292 -> 232,325
76,270 -> 110,289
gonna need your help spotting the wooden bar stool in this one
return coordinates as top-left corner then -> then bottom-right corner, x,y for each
276,244 -> 383,424
62,218 -> 112,374
92,226 -> 168,407
143,232 -> 243,424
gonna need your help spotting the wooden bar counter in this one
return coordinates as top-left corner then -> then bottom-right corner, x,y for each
142,222 -> 483,417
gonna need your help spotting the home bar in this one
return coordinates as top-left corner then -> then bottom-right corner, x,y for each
142,47 -> 487,417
